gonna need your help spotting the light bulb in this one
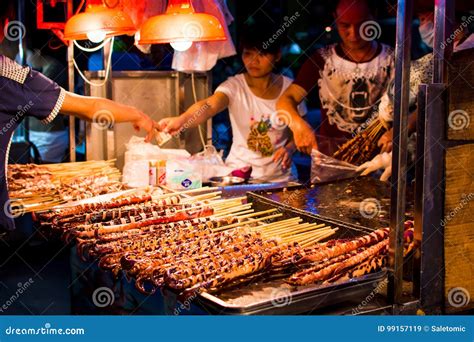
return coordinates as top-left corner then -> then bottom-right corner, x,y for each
170,41 -> 192,52
87,30 -> 107,43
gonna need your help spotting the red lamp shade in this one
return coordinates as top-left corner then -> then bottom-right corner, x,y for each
139,0 -> 226,45
64,4 -> 136,41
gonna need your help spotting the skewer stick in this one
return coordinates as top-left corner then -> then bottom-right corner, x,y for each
275,224 -> 327,237
261,223 -> 313,235
214,204 -> 252,216
151,188 -> 218,201
213,213 -> 284,232
211,209 -> 254,219
299,229 -> 338,247
235,209 -> 278,220
252,218 -> 302,231
231,210 -> 256,218
282,228 -> 334,241
181,191 -> 222,202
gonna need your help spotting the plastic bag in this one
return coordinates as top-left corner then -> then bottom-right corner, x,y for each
123,136 -> 162,164
311,149 -> 359,184
190,145 -> 234,182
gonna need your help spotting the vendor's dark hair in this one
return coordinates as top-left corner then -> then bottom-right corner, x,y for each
239,21 -> 284,55
0,1 -> 14,25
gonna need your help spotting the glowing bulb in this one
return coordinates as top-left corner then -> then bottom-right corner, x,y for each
170,41 -> 192,51
87,30 -> 106,43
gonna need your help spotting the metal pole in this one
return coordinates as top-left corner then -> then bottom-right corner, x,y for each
433,0 -> 454,83
17,0 -> 29,143
387,0 -> 414,305
68,43 -> 76,162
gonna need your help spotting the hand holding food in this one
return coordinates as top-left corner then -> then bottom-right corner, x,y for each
158,116 -> 185,136
356,152 -> 392,181
130,108 -> 161,143
290,118 -> 318,155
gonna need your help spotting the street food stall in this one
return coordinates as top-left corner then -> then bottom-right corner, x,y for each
0,0 -> 472,317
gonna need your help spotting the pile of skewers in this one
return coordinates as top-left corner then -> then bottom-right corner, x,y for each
34,187 -> 415,296
333,118 -> 386,165
8,160 -> 123,213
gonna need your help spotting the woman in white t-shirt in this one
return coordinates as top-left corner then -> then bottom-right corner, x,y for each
158,31 -> 306,182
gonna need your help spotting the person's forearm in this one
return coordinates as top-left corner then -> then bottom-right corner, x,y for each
60,92 -> 142,123
276,95 -> 305,129
178,99 -> 217,129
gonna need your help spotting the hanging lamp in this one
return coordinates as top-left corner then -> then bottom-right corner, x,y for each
64,1 -> 136,42
139,0 -> 226,51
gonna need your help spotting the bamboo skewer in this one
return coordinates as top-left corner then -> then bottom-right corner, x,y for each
299,228 -> 338,247
274,224 -> 327,237
213,213 -> 284,232
235,209 -> 278,220
251,218 -> 302,232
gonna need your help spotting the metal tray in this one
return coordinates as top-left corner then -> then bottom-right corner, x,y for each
192,193 -> 387,315
196,270 -> 387,315
247,183 -> 385,233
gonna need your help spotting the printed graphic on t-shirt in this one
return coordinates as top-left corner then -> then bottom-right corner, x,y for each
247,116 -> 274,157
317,45 -> 394,133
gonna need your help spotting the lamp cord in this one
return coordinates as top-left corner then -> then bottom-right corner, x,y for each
72,37 -> 114,87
